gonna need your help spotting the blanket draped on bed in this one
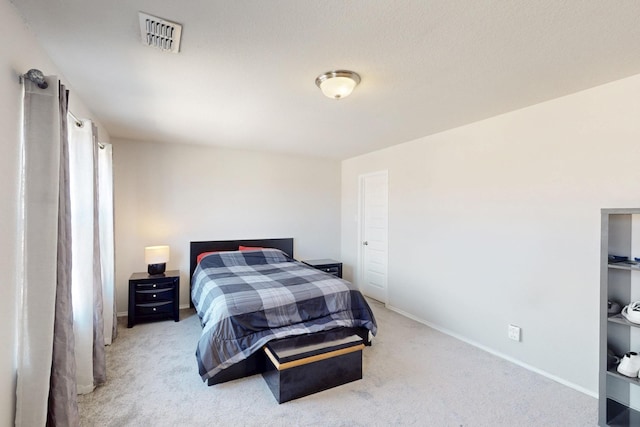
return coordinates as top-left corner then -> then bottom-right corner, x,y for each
191,248 -> 377,382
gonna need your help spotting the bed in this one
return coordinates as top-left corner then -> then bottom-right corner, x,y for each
190,238 -> 377,386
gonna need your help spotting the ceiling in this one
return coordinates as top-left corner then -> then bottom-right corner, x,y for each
10,0 -> 640,159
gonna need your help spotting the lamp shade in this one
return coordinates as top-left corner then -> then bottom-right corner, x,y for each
145,245 -> 170,265
315,70 -> 361,100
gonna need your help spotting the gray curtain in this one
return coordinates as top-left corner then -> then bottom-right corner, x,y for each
16,76 -> 67,427
47,82 -> 79,427
97,141 -> 117,344
68,118 -> 110,393
17,75 -> 109,427
91,123 -> 106,386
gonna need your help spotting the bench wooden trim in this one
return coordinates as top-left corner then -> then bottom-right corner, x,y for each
264,343 -> 365,371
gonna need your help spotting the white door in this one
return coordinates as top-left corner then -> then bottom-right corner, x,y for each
358,171 -> 388,303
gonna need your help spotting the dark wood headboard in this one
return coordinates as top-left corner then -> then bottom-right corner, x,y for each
189,238 -> 294,305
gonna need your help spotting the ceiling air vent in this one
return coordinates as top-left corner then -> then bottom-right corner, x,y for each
138,12 -> 182,53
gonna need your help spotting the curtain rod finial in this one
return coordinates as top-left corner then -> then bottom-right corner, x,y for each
23,69 -> 48,89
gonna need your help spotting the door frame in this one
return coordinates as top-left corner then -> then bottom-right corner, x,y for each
357,170 -> 389,304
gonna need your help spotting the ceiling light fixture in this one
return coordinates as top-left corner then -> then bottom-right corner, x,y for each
315,70 -> 361,100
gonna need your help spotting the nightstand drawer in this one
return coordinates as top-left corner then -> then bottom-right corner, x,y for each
135,287 -> 174,303
302,259 -> 343,278
134,281 -> 174,291
136,301 -> 173,316
319,266 -> 340,276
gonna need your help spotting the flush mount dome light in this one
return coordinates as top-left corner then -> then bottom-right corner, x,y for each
315,70 -> 361,100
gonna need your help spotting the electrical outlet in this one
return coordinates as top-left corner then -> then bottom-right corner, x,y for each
508,324 -> 521,342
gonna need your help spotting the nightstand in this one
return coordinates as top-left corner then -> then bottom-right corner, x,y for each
302,259 -> 343,278
128,270 -> 180,328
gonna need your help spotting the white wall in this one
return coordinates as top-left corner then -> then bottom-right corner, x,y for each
0,0 -> 109,423
342,73 -> 640,395
112,139 -> 341,313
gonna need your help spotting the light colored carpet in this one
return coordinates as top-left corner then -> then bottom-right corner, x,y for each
78,300 -> 597,426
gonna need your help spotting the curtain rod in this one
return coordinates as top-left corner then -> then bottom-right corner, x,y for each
21,68 -> 105,149
20,69 -> 83,128
68,110 -> 84,128
65,111 -> 105,149
67,113 -> 105,149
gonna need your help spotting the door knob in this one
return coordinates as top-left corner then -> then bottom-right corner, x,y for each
363,241 -> 369,246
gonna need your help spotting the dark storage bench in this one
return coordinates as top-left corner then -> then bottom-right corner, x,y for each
262,329 -> 364,403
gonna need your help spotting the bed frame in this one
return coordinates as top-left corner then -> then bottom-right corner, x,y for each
189,237 -> 294,283
189,237 -> 369,386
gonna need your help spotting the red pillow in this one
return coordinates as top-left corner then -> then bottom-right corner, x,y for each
197,251 -> 219,264
239,246 -> 263,251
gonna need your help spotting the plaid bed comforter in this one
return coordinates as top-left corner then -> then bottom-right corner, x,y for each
191,248 -> 377,382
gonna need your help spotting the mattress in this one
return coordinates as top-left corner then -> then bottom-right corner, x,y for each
191,248 -> 377,382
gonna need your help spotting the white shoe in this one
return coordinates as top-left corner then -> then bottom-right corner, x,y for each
622,302 -> 640,324
617,352 -> 640,377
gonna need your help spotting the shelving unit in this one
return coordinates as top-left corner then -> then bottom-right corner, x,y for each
600,208 -> 640,426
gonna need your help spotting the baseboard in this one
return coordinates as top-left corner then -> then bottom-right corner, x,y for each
116,303 -> 191,318
384,303 -> 598,399
116,298 -> 597,397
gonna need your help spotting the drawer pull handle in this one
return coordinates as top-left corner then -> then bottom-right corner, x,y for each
153,284 -> 157,288
153,307 -> 156,311
153,294 -> 156,298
